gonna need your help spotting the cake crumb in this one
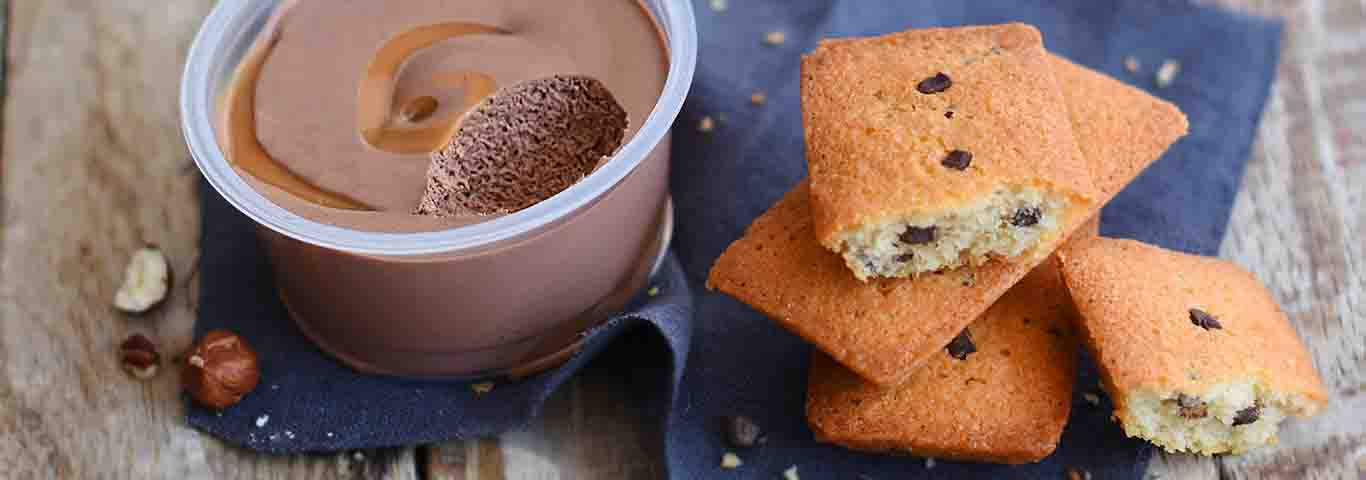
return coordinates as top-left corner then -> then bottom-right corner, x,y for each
255,414 -> 270,428
750,91 -> 768,105
1083,392 -> 1101,406
647,286 -> 661,297
471,382 -> 495,395
1067,467 -> 1093,480
783,466 -> 800,480
709,0 -> 727,12
698,116 -> 716,133
1156,59 -> 1180,88
720,452 -> 743,469
764,31 -> 787,46
924,457 -> 936,469
1124,56 -> 1141,73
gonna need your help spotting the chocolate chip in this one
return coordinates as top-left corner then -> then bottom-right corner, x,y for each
916,73 -> 952,94
944,110 -> 954,119
945,328 -> 976,360
1189,308 -> 1222,330
941,150 -> 972,170
1010,207 -> 1042,227
1232,404 -> 1261,426
725,415 -> 765,448
1170,393 -> 1208,419
900,226 -> 936,245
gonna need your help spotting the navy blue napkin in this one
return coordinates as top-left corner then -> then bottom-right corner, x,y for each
189,0 -> 1281,478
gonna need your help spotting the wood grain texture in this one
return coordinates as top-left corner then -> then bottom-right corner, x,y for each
0,1 -> 416,478
427,364 -> 665,480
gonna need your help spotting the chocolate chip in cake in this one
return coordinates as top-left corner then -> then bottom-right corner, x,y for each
1169,393 -> 1209,419
1232,404 -> 1261,426
944,110 -> 955,119
1189,308 -> 1223,330
941,150 -> 972,170
916,73 -> 952,94
945,328 -> 976,360
724,415 -> 765,448
900,226 -> 936,245
1010,207 -> 1042,227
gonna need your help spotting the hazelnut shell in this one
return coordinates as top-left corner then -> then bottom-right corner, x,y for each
182,330 -> 260,410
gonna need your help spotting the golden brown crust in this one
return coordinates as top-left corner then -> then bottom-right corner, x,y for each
806,258 -> 1080,463
802,24 -> 1096,259
707,182 -> 1033,384
1057,237 -> 1329,415
707,55 -> 1187,385
1049,55 -> 1189,198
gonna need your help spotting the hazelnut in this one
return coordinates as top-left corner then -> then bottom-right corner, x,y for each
119,333 -> 160,380
181,330 -> 260,410
399,95 -> 439,123
113,247 -> 171,314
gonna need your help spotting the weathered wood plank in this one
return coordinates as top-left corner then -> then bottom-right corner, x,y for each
0,1 -> 416,477
426,363 -> 665,479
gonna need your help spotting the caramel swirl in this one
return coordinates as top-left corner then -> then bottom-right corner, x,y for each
357,22 -> 502,155
223,20 -> 503,210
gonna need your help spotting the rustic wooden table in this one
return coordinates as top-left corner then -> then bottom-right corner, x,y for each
1,0 -> 1361,478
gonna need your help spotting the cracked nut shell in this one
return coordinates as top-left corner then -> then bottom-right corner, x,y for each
181,330 -> 260,410
114,247 -> 171,314
119,333 -> 161,380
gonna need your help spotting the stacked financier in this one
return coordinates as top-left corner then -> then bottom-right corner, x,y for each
710,22 -> 1326,463
802,24 -> 1096,281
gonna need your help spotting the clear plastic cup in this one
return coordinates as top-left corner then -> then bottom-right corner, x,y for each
180,0 -> 696,378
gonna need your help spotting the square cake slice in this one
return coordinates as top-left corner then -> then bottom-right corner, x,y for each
708,55 -> 1186,385
802,24 -> 1096,280
807,254 -> 1081,464
1058,237 -> 1328,455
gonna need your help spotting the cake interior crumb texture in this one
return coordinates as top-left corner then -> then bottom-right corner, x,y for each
1121,379 -> 1310,455
837,186 -> 1064,279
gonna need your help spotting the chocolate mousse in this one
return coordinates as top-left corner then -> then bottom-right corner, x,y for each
222,0 -> 667,232
211,0 -> 676,378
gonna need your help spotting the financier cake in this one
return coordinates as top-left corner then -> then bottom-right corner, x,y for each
1058,237 -> 1328,455
806,248 -> 1085,463
802,24 -> 1096,280
708,52 -> 1187,385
